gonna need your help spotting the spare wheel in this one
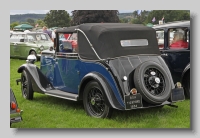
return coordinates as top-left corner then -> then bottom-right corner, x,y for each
134,61 -> 171,104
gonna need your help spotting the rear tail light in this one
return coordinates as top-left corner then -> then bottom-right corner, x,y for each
10,101 -> 17,110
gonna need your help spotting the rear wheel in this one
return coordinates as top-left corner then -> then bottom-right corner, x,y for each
134,61 -> 171,104
21,70 -> 34,100
83,81 -> 112,118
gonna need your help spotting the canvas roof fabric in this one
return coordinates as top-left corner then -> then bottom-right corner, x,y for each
56,23 -> 160,60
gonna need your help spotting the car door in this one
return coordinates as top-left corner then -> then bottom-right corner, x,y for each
159,27 -> 190,83
10,34 -> 21,57
18,34 -> 37,58
55,35 -> 80,94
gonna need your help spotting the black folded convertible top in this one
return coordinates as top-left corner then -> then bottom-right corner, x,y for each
56,23 -> 160,60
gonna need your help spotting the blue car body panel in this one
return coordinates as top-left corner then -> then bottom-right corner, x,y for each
40,55 -> 125,107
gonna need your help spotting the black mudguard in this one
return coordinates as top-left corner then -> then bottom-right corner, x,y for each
181,63 -> 190,83
18,64 -> 53,93
79,72 -> 124,110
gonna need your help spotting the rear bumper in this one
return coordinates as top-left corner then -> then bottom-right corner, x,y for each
10,110 -> 23,123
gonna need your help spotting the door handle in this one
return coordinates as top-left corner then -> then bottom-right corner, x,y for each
161,53 -> 168,56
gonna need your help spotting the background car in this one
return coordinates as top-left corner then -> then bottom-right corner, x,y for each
10,88 -> 23,126
10,32 -> 54,61
153,20 -> 190,98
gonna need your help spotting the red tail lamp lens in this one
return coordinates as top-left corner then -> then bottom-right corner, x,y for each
11,101 -> 17,110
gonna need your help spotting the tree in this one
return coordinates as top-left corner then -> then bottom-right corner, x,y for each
26,18 -> 35,26
43,10 -> 71,28
131,10 -> 150,24
146,10 -> 190,24
10,22 -> 19,30
132,10 -> 138,18
35,19 -> 46,28
120,18 -> 129,23
71,10 -> 120,25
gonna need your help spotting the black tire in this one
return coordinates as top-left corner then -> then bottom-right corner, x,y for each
83,81 -> 112,118
134,61 -> 171,104
184,73 -> 190,98
29,50 -> 37,62
21,70 -> 34,100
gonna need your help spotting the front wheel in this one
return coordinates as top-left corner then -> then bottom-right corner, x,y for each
83,81 -> 112,118
21,70 -> 34,100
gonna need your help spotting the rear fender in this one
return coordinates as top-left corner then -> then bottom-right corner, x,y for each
79,72 -> 124,110
181,63 -> 190,85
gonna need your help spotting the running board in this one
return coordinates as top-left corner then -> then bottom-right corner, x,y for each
44,89 -> 78,101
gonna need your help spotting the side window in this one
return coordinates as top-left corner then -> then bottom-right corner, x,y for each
58,33 -> 73,53
168,28 -> 189,49
156,30 -> 164,49
27,35 -> 35,42
10,34 -> 18,42
41,34 -> 48,40
36,34 -> 41,41
10,34 -> 25,42
68,33 -> 77,40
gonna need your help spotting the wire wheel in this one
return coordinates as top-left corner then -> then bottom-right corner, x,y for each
87,87 -> 105,116
21,74 -> 28,98
134,61 -> 171,104
144,68 -> 165,96
21,70 -> 34,100
83,81 -> 112,118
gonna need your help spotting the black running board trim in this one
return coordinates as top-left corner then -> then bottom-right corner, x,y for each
44,89 -> 78,101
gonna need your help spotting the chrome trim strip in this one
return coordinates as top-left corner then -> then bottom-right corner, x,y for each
75,28 -> 104,61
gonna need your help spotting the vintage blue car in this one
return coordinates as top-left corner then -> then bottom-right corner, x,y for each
16,23 -> 185,118
153,21 -> 190,98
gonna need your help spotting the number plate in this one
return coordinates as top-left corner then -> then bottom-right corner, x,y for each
125,93 -> 143,109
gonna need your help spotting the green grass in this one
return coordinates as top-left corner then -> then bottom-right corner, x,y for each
10,58 -> 190,128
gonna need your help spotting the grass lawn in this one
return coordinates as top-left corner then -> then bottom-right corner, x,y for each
10,58 -> 190,128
